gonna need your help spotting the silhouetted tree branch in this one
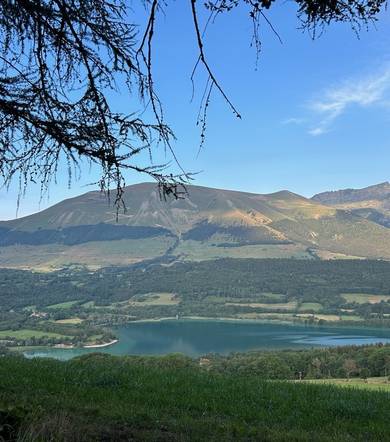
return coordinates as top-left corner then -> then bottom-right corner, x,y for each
0,0 -> 190,213
0,0 -> 386,210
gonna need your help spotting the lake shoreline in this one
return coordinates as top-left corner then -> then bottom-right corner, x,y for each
126,316 -> 390,332
129,316 -> 299,325
83,339 -> 119,349
16,317 -> 390,356
21,320 -> 390,361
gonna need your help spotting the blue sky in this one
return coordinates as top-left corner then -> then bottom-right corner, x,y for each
1,1 -> 390,220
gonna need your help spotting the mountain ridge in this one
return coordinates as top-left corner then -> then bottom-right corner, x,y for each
1,182 -> 390,269
312,181 -> 390,204
313,181 -> 390,229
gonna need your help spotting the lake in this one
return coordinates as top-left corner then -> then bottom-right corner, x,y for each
23,319 -> 390,360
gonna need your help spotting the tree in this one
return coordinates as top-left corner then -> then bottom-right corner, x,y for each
360,367 -> 369,382
310,357 -> 323,378
343,358 -> 358,380
0,0 -> 386,209
368,347 -> 390,376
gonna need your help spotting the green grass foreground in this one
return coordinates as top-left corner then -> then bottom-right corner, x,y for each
1,354 -> 390,441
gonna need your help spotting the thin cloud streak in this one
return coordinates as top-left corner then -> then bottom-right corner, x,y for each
308,67 -> 390,136
308,127 -> 327,136
282,117 -> 306,125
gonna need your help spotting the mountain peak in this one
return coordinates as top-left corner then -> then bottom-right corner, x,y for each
265,190 -> 307,201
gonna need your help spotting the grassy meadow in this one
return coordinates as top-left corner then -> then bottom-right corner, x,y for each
0,329 -> 68,340
303,377 -> 390,392
1,354 -> 390,441
341,294 -> 390,304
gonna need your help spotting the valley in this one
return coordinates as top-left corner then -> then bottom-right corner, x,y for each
2,182 -> 390,442
2,180 -> 390,351
2,259 -> 390,351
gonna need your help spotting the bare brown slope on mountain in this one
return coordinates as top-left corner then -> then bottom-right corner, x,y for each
1,182 -> 390,269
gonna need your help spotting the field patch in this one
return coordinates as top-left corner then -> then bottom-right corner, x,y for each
341,293 -> 390,304
235,313 -> 296,321
0,329 -> 68,339
226,301 -> 297,311
257,293 -> 285,301
295,313 -> 363,322
175,240 -> 312,261
46,300 -> 80,310
81,301 -> 94,308
204,293 -> 285,303
313,250 -> 365,260
55,318 -> 83,324
128,293 -> 180,306
296,313 -> 341,321
339,315 -> 363,321
304,377 -> 390,392
298,302 -> 323,312
0,236 -> 175,270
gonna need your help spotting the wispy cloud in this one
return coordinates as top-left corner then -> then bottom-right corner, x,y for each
308,127 -> 327,136
282,117 -> 306,125
307,66 -> 390,136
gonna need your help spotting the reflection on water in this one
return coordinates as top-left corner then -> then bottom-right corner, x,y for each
293,335 -> 390,346
24,320 -> 390,361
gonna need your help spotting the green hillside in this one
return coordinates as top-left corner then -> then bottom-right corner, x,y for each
1,354 -> 389,441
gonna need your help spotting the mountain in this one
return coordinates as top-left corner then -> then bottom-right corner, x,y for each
313,182 -> 390,228
2,182 -> 390,270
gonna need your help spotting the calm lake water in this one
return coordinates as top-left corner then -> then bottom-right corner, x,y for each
23,320 -> 390,361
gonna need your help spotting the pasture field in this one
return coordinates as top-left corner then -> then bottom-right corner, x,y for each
203,293 -> 285,303
296,313 -> 342,321
128,293 -> 180,306
175,240 -> 312,261
304,377 -> 390,392
81,301 -> 94,308
235,312 -> 297,321
0,237 -> 176,270
296,313 -> 363,322
298,302 -> 323,312
226,301 -> 297,310
339,315 -> 363,321
0,329 -> 67,339
260,292 -> 286,300
54,318 -> 83,324
46,300 -> 80,310
341,293 -> 390,304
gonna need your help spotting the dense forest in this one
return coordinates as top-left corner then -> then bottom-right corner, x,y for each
2,259 -> 390,309
206,344 -> 390,380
